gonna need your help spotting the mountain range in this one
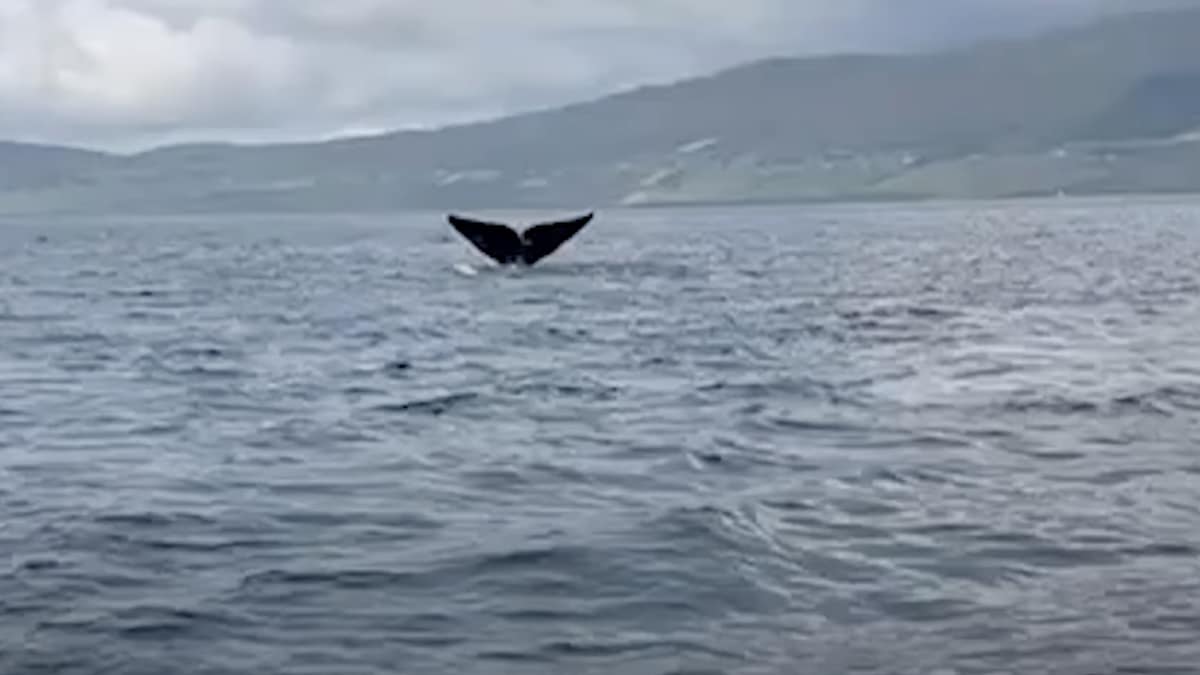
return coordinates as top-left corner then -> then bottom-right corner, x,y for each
4,7 -> 1200,214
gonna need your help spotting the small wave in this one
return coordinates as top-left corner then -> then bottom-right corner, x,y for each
998,385 -> 1200,417
839,303 -> 962,322
758,413 -> 869,435
168,346 -> 230,359
92,511 -> 216,528
1127,384 -> 1200,413
271,511 -> 442,535
246,417 -> 381,450
955,527 -> 1132,571
1060,467 -> 1162,486
696,375 -> 838,400
23,329 -> 114,347
381,359 -> 412,375
528,260 -> 701,280
465,544 -> 591,572
140,537 -> 281,553
370,392 -> 480,416
133,345 -> 250,381
112,605 -> 253,640
240,568 -> 423,592
491,606 -> 594,623
15,556 -> 65,572
709,435 -> 822,473
0,310 -> 75,323
528,637 -> 730,659
499,377 -> 621,402
109,288 -> 170,298
1117,542 -> 1199,559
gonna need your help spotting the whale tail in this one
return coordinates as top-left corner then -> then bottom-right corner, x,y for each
447,212 -> 593,266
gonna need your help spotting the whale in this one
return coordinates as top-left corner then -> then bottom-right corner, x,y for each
446,212 -> 593,266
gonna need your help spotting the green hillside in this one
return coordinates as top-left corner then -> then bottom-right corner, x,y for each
3,8 -> 1200,213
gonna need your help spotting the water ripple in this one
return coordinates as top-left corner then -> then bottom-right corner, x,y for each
3,201 -> 1200,673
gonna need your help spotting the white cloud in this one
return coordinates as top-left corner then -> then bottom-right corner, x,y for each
0,0 -> 313,146
0,0 -> 1192,151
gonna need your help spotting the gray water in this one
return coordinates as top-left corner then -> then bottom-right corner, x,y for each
3,199 -> 1200,674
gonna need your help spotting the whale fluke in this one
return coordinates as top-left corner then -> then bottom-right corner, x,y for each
447,212 -> 593,266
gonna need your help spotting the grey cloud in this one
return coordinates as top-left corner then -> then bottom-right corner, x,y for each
0,0 -> 1194,151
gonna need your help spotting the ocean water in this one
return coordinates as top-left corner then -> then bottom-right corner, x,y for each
2,198 -> 1200,674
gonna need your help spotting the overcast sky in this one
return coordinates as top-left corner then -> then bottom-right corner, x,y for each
0,0 -> 1191,152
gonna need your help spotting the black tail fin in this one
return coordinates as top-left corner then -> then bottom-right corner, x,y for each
447,215 -> 524,264
447,212 -> 593,266
519,212 -> 593,265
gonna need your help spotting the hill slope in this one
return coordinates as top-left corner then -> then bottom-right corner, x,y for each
3,8 -> 1200,213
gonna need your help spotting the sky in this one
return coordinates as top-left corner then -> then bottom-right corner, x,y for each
0,0 -> 1192,152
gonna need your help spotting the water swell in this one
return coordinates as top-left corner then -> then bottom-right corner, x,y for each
4,204 -> 1200,673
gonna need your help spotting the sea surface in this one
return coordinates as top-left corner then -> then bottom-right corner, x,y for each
2,198 -> 1200,674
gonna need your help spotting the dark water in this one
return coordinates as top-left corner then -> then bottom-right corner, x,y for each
3,198 -> 1200,674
